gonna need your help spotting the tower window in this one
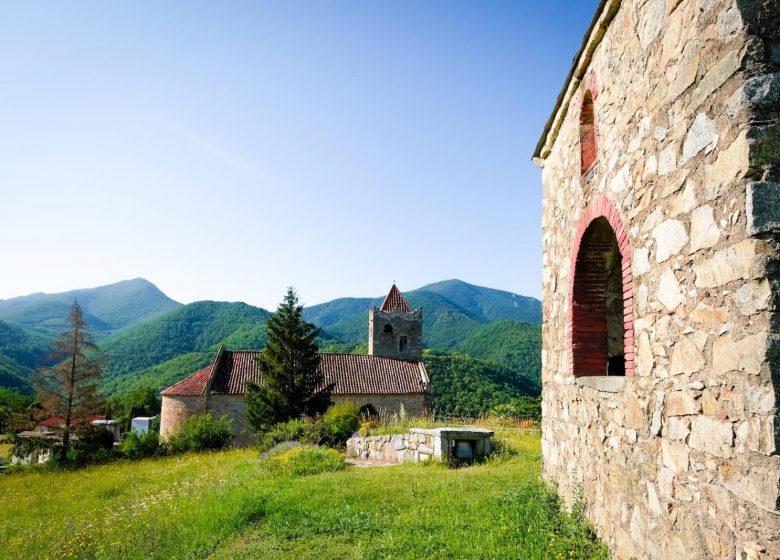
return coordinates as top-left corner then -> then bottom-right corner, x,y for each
399,336 -> 408,352
384,324 -> 393,334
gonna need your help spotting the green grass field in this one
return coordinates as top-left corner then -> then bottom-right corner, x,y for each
0,433 -> 608,560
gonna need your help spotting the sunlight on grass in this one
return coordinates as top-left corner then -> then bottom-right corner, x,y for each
0,433 -> 607,560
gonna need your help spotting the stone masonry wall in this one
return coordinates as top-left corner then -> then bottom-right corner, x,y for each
159,395 -> 206,440
539,0 -> 780,558
206,395 -> 256,447
346,431 -> 437,464
368,308 -> 423,360
330,394 -> 429,418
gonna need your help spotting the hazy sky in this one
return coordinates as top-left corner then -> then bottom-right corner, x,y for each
1,1 -> 598,310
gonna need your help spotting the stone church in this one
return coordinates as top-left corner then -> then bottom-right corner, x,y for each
160,284 -> 430,446
535,0 -> 778,558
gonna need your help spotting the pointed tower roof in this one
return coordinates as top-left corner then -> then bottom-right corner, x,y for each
380,284 -> 411,312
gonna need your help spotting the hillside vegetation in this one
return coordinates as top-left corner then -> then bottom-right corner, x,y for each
0,433 -> 608,560
100,301 -> 271,390
0,279 -> 542,405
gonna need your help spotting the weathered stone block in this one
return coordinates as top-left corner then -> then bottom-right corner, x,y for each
693,239 -> 760,288
681,113 -> 719,164
670,336 -> 705,376
735,415 -> 779,456
666,391 -> 701,416
745,385 -> 776,415
735,280 -> 772,315
653,220 -> 688,262
690,415 -> 733,458
665,416 -> 690,440
689,205 -> 720,252
743,72 -> 780,110
662,439 -> 690,473
719,456 -> 780,512
704,131 -> 749,201
713,332 -> 768,376
686,49 -> 741,113
746,182 -> 780,236
658,268 -> 685,311
689,302 -> 729,329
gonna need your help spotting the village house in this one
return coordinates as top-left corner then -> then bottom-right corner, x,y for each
535,0 -> 779,558
160,284 -> 431,446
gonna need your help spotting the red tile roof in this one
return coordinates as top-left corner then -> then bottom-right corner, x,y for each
161,347 -> 428,397
380,284 -> 411,312
160,364 -> 213,397
39,415 -> 105,428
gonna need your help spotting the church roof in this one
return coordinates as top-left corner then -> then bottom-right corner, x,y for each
380,284 -> 411,312
161,346 -> 428,398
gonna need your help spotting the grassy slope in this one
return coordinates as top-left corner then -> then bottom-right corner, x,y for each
0,433 -> 608,560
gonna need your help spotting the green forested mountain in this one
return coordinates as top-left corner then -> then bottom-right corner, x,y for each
304,279 -> 541,350
455,320 -> 542,381
0,278 -> 181,337
100,301 -> 271,392
425,350 -> 540,414
0,278 -> 542,405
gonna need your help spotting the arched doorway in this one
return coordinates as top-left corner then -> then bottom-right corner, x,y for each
569,196 -> 633,377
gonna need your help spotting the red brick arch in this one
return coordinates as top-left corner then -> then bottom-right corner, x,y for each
568,195 -> 634,377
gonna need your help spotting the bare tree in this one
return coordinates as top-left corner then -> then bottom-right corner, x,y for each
36,300 -> 105,462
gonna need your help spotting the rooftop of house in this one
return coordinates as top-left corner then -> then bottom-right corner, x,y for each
161,346 -> 429,398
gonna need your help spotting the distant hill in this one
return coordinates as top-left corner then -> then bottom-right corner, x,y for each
0,278 -> 181,338
100,301 -> 272,392
305,279 -> 541,349
0,278 -> 542,404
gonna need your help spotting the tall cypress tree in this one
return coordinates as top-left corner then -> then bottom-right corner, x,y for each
245,288 -> 333,432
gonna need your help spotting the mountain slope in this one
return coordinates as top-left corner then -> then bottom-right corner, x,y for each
100,301 -> 272,389
455,321 -> 542,384
304,279 -> 541,350
0,278 -> 181,337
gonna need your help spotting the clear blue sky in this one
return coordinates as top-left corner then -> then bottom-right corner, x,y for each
0,1 -> 598,310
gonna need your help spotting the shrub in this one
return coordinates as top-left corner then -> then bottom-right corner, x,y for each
121,430 -> 161,460
265,444 -> 347,476
257,418 -> 307,453
323,401 -> 361,444
167,413 -> 233,454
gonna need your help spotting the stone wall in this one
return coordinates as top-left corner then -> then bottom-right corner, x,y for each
368,308 -> 423,360
159,395 -> 205,440
206,395 -> 256,447
346,430 -> 437,463
331,393 -> 429,418
346,428 -> 493,464
537,0 -> 780,558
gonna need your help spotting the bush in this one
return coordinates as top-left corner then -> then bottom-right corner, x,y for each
167,413 -> 233,454
323,402 -> 361,444
257,418 -> 307,453
122,430 -> 161,460
265,444 -> 347,476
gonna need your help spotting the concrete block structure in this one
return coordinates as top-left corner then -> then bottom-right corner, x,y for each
534,0 -> 779,558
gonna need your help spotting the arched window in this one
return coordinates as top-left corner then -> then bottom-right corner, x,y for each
569,196 -> 634,377
383,324 -> 393,334
580,90 -> 598,175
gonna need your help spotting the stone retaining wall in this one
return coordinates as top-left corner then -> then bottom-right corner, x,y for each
346,430 -> 437,464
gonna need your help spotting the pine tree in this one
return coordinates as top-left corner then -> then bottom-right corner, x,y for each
36,301 -> 105,463
245,288 -> 332,432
